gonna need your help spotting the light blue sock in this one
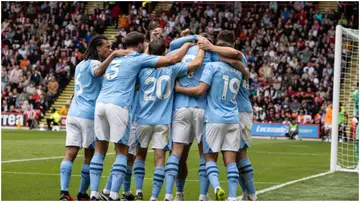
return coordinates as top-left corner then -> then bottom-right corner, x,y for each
152,166 -> 165,197
60,160 -> 73,192
226,163 -> 239,198
198,156 -> 209,195
104,166 -> 113,192
176,178 -> 185,193
205,161 -> 220,193
238,157 -> 255,194
165,154 -> 180,194
236,161 -> 247,194
90,153 -> 104,192
79,164 -> 90,194
123,165 -> 133,193
134,160 -> 145,191
110,154 -> 128,194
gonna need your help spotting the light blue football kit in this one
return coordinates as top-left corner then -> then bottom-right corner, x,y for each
61,59 -> 103,195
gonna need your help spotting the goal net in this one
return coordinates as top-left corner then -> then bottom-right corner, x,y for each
331,25 -> 359,173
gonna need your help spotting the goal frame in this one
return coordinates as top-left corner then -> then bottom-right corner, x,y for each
330,25 -> 359,173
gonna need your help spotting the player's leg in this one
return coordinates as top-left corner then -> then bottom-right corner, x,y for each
164,108 -> 192,201
59,116 -> 81,200
175,144 -> 190,201
221,124 -> 241,201
77,119 -> 96,200
150,125 -> 170,201
237,112 -> 257,201
203,123 -> 226,201
121,146 -> 137,200
77,147 -> 94,200
194,108 -> 210,201
90,103 -> 110,200
133,124 -> 153,200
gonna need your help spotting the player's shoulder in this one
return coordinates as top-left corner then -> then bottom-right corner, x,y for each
139,67 -> 155,77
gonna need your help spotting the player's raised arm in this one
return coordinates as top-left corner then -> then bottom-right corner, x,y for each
169,35 -> 197,51
93,49 -> 131,77
187,49 -> 205,72
155,42 -> 194,67
198,39 -> 243,60
175,81 -> 209,96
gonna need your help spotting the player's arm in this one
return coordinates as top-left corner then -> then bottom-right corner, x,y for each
93,49 -> 131,77
175,81 -> 210,96
219,56 -> 249,78
155,42 -> 194,68
198,39 -> 243,60
187,49 -> 205,72
169,35 -> 197,51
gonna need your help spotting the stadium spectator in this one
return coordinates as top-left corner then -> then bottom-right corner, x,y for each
24,105 -> 37,129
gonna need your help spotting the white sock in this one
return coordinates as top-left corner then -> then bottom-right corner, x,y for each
91,191 -> 99,199
165,193 -> 172,200
227,197 -> 237,201
103,189 -> 110,194
136,189 -> 142,195
109,191 -> 118,200
249,193 -> 257,201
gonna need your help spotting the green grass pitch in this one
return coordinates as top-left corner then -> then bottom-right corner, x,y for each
1,129 -> 359,201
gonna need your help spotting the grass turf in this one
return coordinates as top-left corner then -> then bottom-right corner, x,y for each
1,129 -> 358,200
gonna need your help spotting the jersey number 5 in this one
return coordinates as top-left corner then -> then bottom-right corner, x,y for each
144,76 -> 172,100
222,75 -> 240,102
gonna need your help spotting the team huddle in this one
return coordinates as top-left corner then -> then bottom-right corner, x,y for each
59,29 -> 257,201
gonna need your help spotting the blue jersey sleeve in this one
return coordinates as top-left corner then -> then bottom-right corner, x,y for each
210,52 -> 221,62
140,54 -> 160,68
200,64 -> 215,86
89,60 -> 101,77
170,63 -> 188,78
169,35 -> 197,51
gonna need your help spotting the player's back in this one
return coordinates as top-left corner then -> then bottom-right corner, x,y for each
96,52 -> 159,108
136,63 -> 188,125
68,60 -> 102,120
171,46 -> 220,109
202,61 -> 242,123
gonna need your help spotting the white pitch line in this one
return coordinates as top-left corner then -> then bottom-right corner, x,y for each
256,171 -> 334,195
1,171 -> 278,184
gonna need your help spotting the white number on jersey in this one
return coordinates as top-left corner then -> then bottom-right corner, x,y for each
104,60 -> 122,80
222,75 -> 240,102
144,76 -> 172,100
181,55 -> 195,78
75,73 -> 83,95
242,79 -> 249,89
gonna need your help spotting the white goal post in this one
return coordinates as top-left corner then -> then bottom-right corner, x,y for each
330,25 -> 359,172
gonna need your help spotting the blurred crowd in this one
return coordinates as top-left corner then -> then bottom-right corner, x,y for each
1,1 -> 359,130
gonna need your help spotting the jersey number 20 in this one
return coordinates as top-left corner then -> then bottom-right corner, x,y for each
144,76 -> 172,100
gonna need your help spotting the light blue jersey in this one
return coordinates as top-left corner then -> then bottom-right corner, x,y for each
131,91 -> 139,121
68,60 -> 103,120
237,53 -> 253,112
168,41 -> 220,110
96,52 -> 160,108
136,63 -> 188,125
201,62 -> 242,123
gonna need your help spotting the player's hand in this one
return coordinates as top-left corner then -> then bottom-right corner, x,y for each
181,28 -> 191,37
197,38 -> 214,51
111,49 -> 132,57
184,42 -> 196,47
174,81 -> 181,92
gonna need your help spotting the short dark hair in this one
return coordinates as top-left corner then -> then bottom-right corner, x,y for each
83,35 -> 108,60
199,32 -> 214,44
216,30 -> 235,46
125,31 -> 145,48
148,39 -> 166,56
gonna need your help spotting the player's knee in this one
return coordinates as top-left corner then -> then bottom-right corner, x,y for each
136,147 -> 148,160
172,142 -> 185,157
64,146 -> 79,162
154,149 -> 166,166
237,149 -> 248,161
127,154 -> 136,166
